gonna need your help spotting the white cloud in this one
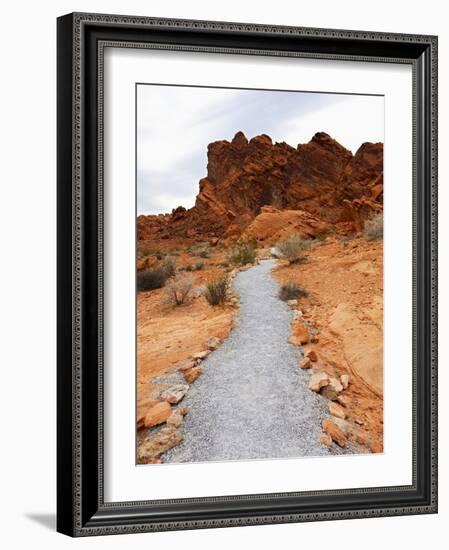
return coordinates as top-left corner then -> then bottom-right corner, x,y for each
280,94 -> 384,153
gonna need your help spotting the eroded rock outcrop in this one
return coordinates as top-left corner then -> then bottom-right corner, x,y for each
137,131 -> 383,241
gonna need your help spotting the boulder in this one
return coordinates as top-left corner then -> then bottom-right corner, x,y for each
287,299 -> 298,307
178,360 -> 196,372
192,350 -> 211,361
369,439 -> 383,453
299,357 -> 312,369
160,384 -> 189,404
319,433 -> 333,447
337,394 -> 351,407
184,366 -> 204,383
320,385 -> 338,401
309,372 -> 329,392
137,426 -> 183,462
328,377 -> 344,393
288,321 -> 309,346
143,402 -> 172,428
355,431 -> 369,445
329,402 -> 346,419
322,419 -> 347,447
340,373 -> 350,389
304,349 -> 318,362
205,336 -> 221,351
332,417 -> 353,436
166,410 -> 184,428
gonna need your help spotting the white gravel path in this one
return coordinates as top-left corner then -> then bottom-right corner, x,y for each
164,260 -> 349,463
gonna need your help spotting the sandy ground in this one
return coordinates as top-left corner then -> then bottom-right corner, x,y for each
273,236 -> 384,452
136,244 -> 236,426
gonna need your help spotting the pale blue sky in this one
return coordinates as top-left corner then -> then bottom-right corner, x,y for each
137,85 -> 384,215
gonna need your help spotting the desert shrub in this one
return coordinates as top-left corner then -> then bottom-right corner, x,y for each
161,256 -> 176,277
220,260 -> 230,268
230,241 -> 257,266
137,268 -> 166,292
188,242 -> 209,257
194,261 -> 204,271
364,213 -> 383,240
276,234 -> 311,264
278,281 -> 309,302
137,246 -> 151,258
315,233 -> 327,243
204,278 -> 228,306
185,264 -> 193,272
163,275 -> 193,306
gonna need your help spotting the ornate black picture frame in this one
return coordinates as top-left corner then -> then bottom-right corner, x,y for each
57,12 -> 438,537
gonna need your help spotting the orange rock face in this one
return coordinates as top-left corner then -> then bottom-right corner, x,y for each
322,419 -> 347,448
288,320 -> 310,345
184,366 -> 204,384
137,131 -> 383,242
143,402 -> 172,428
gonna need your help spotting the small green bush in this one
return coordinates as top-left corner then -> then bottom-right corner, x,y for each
137,268 -> 166,292
278,281 -> 308,302
276,234 -> 311,264
204,278 -> 228,306
194,261 -> 204,271
364,213 -> 383,240
230,241 -> 257,266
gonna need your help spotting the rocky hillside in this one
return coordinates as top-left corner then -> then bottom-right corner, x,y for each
138,131 -> 383,242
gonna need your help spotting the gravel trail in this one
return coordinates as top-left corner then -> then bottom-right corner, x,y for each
164,260 -> 347,463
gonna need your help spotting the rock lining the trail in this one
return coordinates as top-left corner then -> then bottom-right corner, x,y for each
164,260 -> 352,463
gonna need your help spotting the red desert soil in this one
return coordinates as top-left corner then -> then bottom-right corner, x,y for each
273,236 -> 384,452
136,243 -> 236,427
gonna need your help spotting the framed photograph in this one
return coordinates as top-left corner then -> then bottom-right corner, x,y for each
57,12 -> 438,536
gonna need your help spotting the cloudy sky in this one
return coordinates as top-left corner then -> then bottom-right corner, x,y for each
137,84 -> 384,215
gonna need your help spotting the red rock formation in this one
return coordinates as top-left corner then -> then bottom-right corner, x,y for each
137,131 -> 383,241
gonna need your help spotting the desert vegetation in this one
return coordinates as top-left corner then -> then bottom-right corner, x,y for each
161,255 -> 177,277
163,275 -> 193,306
364,213 -> 383,240
204,277 -> 228,306
137,268 -> 166,292
278,280 -> 309,301
230,240 -> 257,266
276,233 -> 311,264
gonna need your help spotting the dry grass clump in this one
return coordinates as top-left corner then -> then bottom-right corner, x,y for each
364,213 -> 383,240
204,278 -> 228,306
137,268 -> 166,292
188,242 -> 210,258
230,241 -> 257,266
163,275 -> 193,306
278,280 -> 309,302
276,234 -> 311,264
161,255 -> 177,277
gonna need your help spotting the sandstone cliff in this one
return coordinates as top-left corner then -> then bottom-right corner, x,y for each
137,131 -> 383,242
